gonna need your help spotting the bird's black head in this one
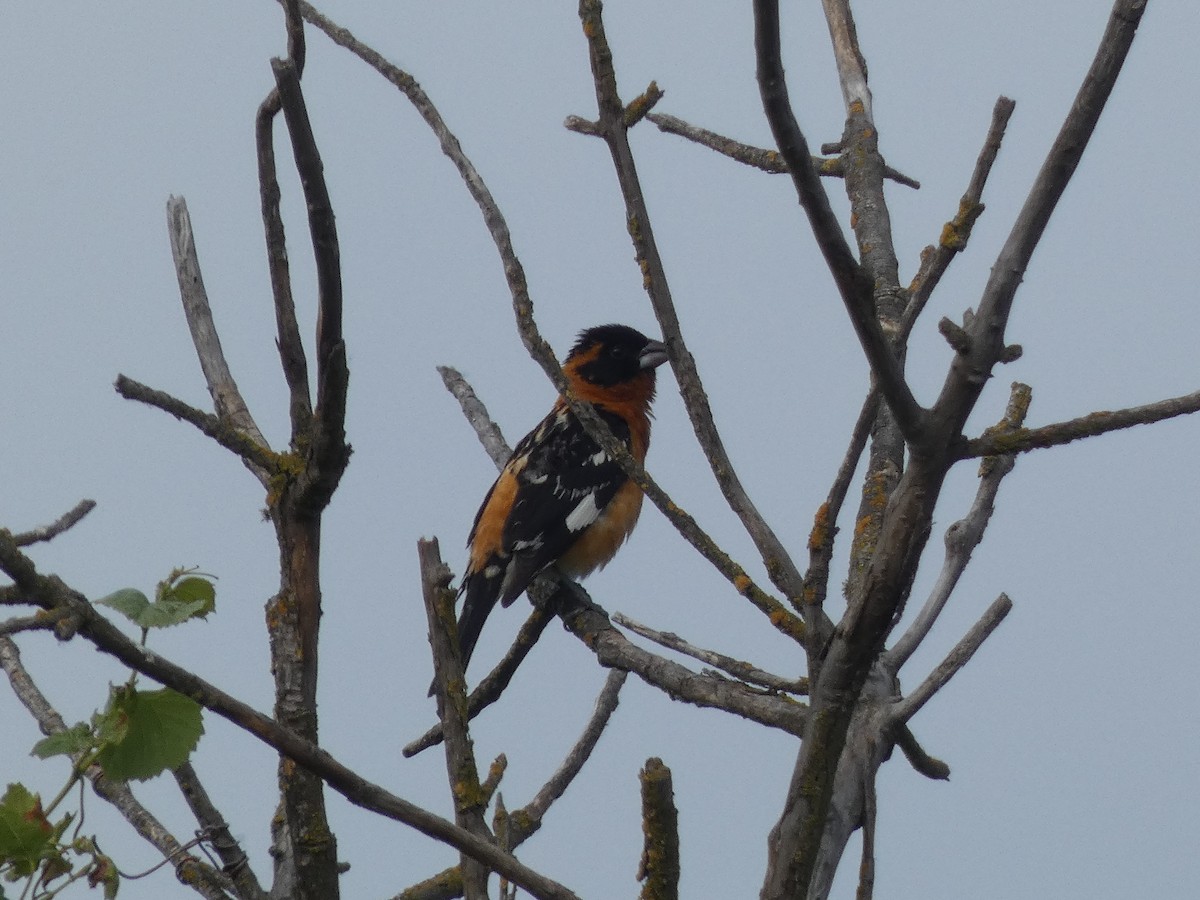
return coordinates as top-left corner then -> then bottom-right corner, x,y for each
565,324 -> 668,387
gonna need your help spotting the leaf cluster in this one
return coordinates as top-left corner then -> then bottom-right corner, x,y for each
0,571 -> 212,898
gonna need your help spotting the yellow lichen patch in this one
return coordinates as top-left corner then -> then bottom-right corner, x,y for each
734,573 -> 752,594
808,502 -> 832,551
853,514 -> 874,538
940,220 -> 964,250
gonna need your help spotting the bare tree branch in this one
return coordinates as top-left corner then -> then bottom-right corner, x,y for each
174,762 -> 267,900
903,98 -> 1015,336
438,366 -> 511,469
12,499 -> 96,547
287,0 -> 538,371
612,613 -> 807,695
855,772 -> 876,900
891,594 -> 1013,725
885,383 -> 1030,671
165,196 -> 269,469
893,726 -> 951,781
255,82 -> 313,437
420,538 -> 491,899
636,758 -> 679,900
0,614 -> 56,638
960,387 -> 1200,458
520,670 -> 627,829
114,375 -> 278,473
822,0 -> 907,338
802,389 -> 876,615
270,56 -> 351,514
556,580 -> 809,734
763,4 -> 1148,895
646,113 -> 919,187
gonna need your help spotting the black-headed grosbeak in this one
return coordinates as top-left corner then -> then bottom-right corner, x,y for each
453,323 -> 668,677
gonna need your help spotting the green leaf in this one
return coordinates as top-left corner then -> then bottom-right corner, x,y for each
96,574 -> 215,630
163,576 -> 215,620
95,589 -> 150,623
31,723 -> 95,760
95,687 -> 203,782
0,784 -> 53,873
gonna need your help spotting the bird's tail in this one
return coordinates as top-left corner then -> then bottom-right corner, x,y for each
427,572 -> 495,697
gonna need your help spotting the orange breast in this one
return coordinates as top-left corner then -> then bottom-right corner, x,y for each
556,478 -> 645,577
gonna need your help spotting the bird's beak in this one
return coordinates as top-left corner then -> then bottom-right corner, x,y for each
639,339 -> 669,370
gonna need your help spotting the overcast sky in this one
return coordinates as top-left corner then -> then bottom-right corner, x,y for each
2,2 -> 1198,898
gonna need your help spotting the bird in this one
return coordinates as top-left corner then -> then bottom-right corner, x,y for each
442,323 -> 668,687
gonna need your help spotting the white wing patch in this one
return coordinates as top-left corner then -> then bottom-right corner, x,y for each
565,492 -> 601,533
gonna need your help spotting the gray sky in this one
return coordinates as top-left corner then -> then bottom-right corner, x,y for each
2,2 -> 1198,898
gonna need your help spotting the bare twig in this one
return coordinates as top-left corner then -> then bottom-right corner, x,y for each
821,0 -> 871,117
288,0 -> 539,372
174,762 -> 267,900
822,0 -> 909,341
891,594 -> 1013,725
12,499 -> 96,547
903,98 -> 1016,336
269,57 -> 351,514
519,670 -> 627,830
555,580 -> 809,735
255,84 -> 312,437
893,726 -> 950,781
802,389 -> 876,614
646,113 -> 919,187
0,613 -> 55,638
855,772 -> 876,900
612,613 -> 807,695
269,56 -> 344,436
960,387 -> 1200,458
114,375 -> 278,473
885,383 -> 1030,671
165,196 -> 269,466
438,366 -> 512,469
